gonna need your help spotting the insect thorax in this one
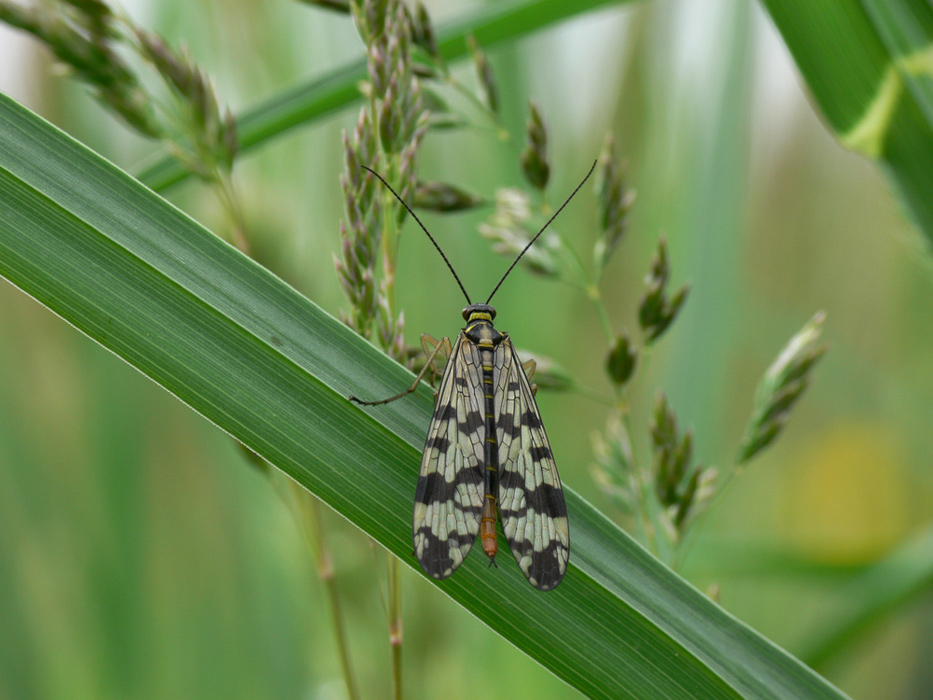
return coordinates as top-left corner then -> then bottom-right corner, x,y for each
462,303 -> 503,346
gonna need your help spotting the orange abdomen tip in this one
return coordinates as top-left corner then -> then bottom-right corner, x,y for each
481,494 -> 498,559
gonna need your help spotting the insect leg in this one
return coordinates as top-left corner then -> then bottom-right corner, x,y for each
349,337 -> 451,406
420,334 -> 452,402
522,358 -> 536,379
421,334 -> 451,381
522,359 -> 537,396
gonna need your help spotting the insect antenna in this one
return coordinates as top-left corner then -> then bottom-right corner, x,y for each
485,160 -> 597,305
362,166 -> 472,305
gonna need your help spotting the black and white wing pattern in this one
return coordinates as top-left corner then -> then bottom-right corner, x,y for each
412,333 -> 486,580
493,336 -> 570,590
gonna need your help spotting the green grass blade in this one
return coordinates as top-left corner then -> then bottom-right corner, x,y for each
798,524 -> 933,671
759,0 -> 933,246
0,92 -> 852,700
134,0 -> 627,192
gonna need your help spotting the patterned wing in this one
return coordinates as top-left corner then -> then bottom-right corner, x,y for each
494,337 -> 569,590
412,333 -> 486,579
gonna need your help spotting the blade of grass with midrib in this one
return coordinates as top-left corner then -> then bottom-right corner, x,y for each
0,92 -> 851,700
760,0 -> 933,246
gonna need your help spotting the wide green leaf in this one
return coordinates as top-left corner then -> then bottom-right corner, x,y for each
0,92 -> 852,699
759,0 -> 933,245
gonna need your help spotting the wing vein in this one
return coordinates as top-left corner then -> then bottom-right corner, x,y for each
494,337 -> 569,590
412,334 -> 486,580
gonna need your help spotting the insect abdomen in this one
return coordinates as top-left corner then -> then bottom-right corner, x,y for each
479,343 -> 499,563
465,314 -> 503,566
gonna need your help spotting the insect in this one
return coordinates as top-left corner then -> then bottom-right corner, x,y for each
351,162 -> 595,590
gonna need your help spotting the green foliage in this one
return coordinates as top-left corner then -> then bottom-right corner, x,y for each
134,0 -> 623,192
760,0 -> 933,246
0,88 -> 850,700
2,0 -> 932,698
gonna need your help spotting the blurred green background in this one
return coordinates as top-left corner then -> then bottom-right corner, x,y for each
1,1 -> 932,699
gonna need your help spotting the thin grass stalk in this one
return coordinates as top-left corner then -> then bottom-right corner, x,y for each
387,553 -> 403,700
286,478 -> 362,700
